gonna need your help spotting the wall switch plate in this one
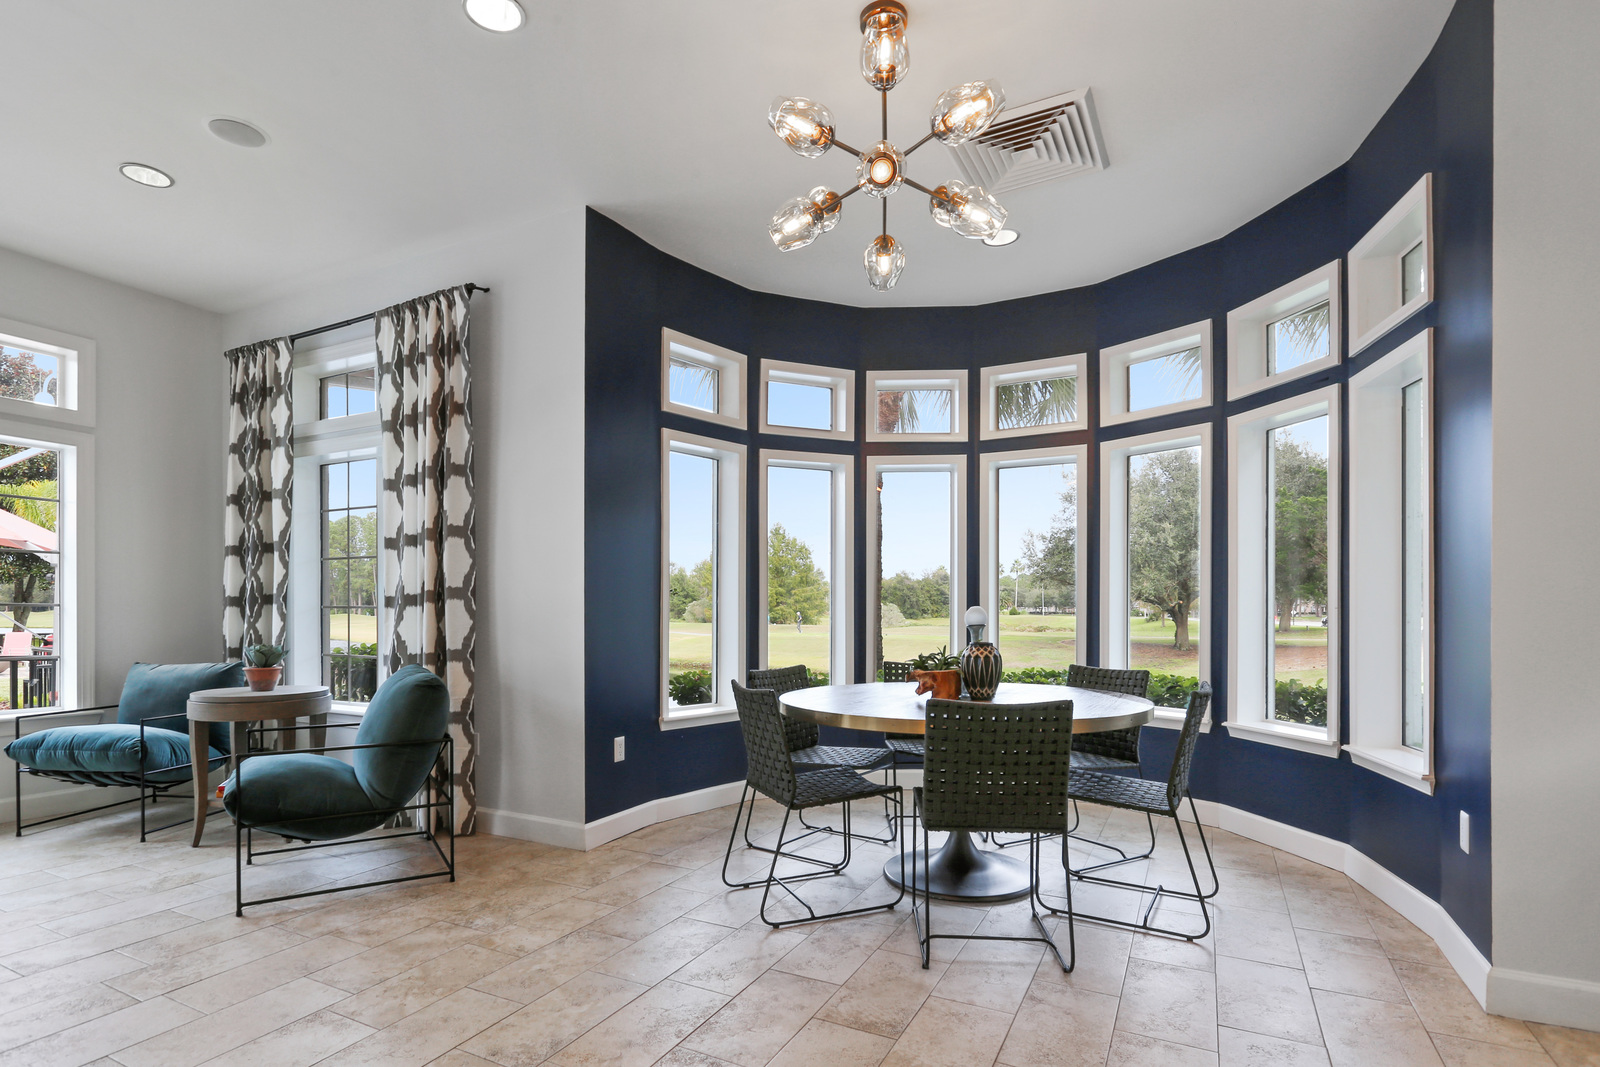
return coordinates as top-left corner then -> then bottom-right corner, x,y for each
1459,810 -> 1470,853
613,736 -> 625,762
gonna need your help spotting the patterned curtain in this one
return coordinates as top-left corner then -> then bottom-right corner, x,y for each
223,339 -> 294,659
376,287 -> 478,834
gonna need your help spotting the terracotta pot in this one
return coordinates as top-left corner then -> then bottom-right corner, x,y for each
909,668 -> 962,700
243,666 -> 281,692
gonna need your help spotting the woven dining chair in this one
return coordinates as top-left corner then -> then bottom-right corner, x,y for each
1058,665 -> 1158,871
1050,683 -> 1218,941
912,697 -> 1076,972
722,681 -> 905,928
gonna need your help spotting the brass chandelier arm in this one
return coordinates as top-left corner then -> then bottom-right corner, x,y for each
903,176 -> 950,201
836,182 -> 867,202
882,91 -> 889,141
903,130 -> 937,157
829,135 -> 864,157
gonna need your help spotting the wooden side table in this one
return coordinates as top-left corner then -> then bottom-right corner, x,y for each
187,685 -> 333,847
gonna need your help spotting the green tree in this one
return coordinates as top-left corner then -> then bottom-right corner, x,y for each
1271,433 -> 1328,631
766,524 -> 829,624
0,347 -> 56,406
995,376 -> 1077,430
881,568 -> 950,621
1021,482 -> 1078,610
0,445 -> 58,631
667,564 -> 696,619
1128,447 -> 1201,650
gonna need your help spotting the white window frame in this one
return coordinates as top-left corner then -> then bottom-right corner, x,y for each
759,360 -> 853,441
979,355 -> 1087,440
1348,329 -> 1434,792
1227,262 -> 1343,400
1225,387 -> 1342,756
0,315 -> 96,429
1349,173 -> 1433,356
866,454 -> 967,661
290,330 -> 384,713
1100,424 -> 1212,728
864,369 -> 969,443
661,429 -> 746,728
979,444 -> 1087,666
759,450 -> 854,684
0,423 -> 93,715
1100,321 -> 1213,427
661,329 -> 747,430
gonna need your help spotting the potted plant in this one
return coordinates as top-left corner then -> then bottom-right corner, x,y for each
908,646 -> 962,700
243,643 -> 286,692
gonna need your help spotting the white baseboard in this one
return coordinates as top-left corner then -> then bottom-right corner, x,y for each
478,779 -> 749,853
476,806 -> 588,851
1486,968 -> 1600,1031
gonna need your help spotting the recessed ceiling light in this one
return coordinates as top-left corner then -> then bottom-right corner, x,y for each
464,0 -> 524,32
119,163 -> 174,188
983,229 -> 1019,247
208,118 -> 268,148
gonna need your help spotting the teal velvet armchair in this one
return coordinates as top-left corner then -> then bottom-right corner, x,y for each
5,662 -> 245,838
223,663 -> 455,915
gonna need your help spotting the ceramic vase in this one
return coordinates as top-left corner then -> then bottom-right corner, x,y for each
960,623 -> 1002,700
909,668 -> 962,700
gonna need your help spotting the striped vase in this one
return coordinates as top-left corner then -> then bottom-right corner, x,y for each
960,640 -> 1002,700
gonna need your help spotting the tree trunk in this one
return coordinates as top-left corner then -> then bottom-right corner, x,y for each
1277,597 -> 1295,633
1170,602 -> 1191,650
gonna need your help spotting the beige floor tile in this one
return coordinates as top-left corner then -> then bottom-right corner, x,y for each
547,979 -> 729,1067
317,987 -> 521,1067
1297,928 -> 1408,1002
40,882 -> 217,939
0,981 -> 136,1053
461,970 -> 650,1066
595,918 -> 736,987
333,943 -> 519,1029
474,897 -> 619,956
310,921 -> 479,994
426,1052 -> 504,1067
1215,955 -> 1322,1047
167,934 -> 366,1012
996,978 -> 1118,1067
588,888 -> 713,941
0,994 -> 201,1067
116,976 -> 348,1067
1432,1033 -> 1559,1067
1106,1030 -> 1219,1066
542,848 -> 659,891
1287,900 -> 1376,940
1116,956 -> 1219,1052
681,970 -> 838,1066
579,863 -> 700,908
816,948 -> 949,1038
192,1008 -> 374,1067
110,926 -> 307,1000
670,925 -> 808,997
1312,987 -> 1444,1067
0,949 -> 146,1016
879,904 -> 984,964
0,909 -> 198,975
1217,1026 -> 1330,1066
654,1048 -> 742,1067
1395,961 -> 1544,1052
1133,929 -> 1218,973
770,918 -> 895,986
471,928 -> 634,1004
118,912 -> 293,966
766,1019 -> 894,1067
879,995 -> 1014,1067
1528,1022 -> 1600,1067
1366,911 -> 1451,968
1031,921 -> 1132,997
930,951 -> 1037,1014
1215,904 -> 1302,969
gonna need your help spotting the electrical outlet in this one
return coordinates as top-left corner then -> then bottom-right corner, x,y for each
613,736 -> 625,763
1459,810 -> 1470,853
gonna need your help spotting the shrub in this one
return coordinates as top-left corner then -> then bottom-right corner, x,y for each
879,602 -> 907,627
998,666 -> 1201,708
1007,607 -> 1022,615
806,669 -> 830,687
668,670 -> 713,706
685,599 -> 712,624
1273,680 -> 1328,726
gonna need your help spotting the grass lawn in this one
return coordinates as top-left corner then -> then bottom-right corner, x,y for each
327,613 -> 379,646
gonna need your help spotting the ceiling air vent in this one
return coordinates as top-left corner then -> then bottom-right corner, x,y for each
944,88 -> 1107,195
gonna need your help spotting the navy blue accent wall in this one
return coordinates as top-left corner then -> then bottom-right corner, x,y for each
585,0 -> 1490,954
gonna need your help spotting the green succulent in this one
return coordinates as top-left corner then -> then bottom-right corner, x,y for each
244,643 -> 287,668
911,646 -> 960,671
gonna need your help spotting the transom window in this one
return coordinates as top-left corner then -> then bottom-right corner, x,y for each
0,315 -> 93,426
1128,348 -> 1202,412
1226,262 -> 1342,400
864,371 -> 968,442
1401,240 -> 1427,306
661,330 -> 748,430
0,442 -> 60,710
669,357 -> 718,414
980,356 -> 1085,440
319,368 -> 376,419
1267,302 -> 1331,375
1100,322 -> 1212,427
0,345 -> 59,408
321,459 -> 378,702
760,360 -> 854,440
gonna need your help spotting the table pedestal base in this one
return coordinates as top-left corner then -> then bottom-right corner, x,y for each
883,830 -> 1033,902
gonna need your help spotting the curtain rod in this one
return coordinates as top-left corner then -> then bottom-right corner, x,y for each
287,283 -> 491,344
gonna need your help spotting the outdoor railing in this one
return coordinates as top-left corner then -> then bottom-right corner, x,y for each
0,655 -> 57,711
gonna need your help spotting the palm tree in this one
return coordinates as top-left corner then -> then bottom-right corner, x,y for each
668,358 -> 718,412
1269,303 -> 1331,372
995,376 -> 1077,430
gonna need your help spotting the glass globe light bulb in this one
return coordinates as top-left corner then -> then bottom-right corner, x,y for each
860,9 -> 909,90
768,96 -> 835,159
930,81 -> 1005,146
864,234 -> 905,291
928,180 -> 1008,240
769,197 -> 824,252
808,187 -> 843,232
856,141 -> 905,198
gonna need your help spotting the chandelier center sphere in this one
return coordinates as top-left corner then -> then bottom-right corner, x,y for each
858,140 -> 906,198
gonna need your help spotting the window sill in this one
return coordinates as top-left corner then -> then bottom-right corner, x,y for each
1347,744 -> 1434,794
1224,718 -> 1340,757
1146,706 -> 1211,733
660,706 -> 738,731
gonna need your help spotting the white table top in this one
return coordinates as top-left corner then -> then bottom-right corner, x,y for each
779,681 -> 1154,734
186,685 -> 332,722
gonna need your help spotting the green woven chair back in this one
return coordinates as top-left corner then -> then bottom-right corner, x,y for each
747,665 -> 817,752
733,681 -> 798,807
922,698 -> 1075,834
880,660 -> 913,682
1066,664 -> 1150,764
1166,683 -> 1211,809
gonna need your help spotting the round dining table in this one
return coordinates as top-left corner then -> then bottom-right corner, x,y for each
780,681 -> 1154,903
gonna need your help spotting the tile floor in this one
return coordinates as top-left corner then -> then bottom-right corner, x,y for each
1,797 -> 1595,1067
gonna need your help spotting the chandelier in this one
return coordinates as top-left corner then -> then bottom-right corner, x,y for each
766,1 -> 1008,291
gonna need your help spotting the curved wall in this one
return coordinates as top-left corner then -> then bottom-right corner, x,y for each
585,0 -> 1490,954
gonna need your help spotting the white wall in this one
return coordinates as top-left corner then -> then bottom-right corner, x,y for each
222,206 -> 588,831
0,244 -> 225,818
1490,2 -> 1600,1029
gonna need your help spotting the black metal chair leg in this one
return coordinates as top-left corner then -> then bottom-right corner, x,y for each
1074,809 -> 1159,874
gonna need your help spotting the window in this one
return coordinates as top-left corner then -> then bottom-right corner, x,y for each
979,356 -> 1085,440
1100,321 -> 1212,427
319,368 -> 376,419
0,442 -> 62,710
1348,329 -> 1433,790
0,315 -> 95,427
1226,262 -> 1342,400
864,370 -> 969,442
1101,426 -> 1210,721
1349,173 -> 1432,355
867,455 -> 966,671
760,451 -> 853,684
980,446 -> 1086,672
1226,387 -> 1341,754
759,360 -> 854,441
661,329 -> 747,429
320,459 -> 379,701
662,430 -> 745,725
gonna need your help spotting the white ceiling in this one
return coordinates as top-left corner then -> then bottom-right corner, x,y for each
0,1 -> 1454,313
